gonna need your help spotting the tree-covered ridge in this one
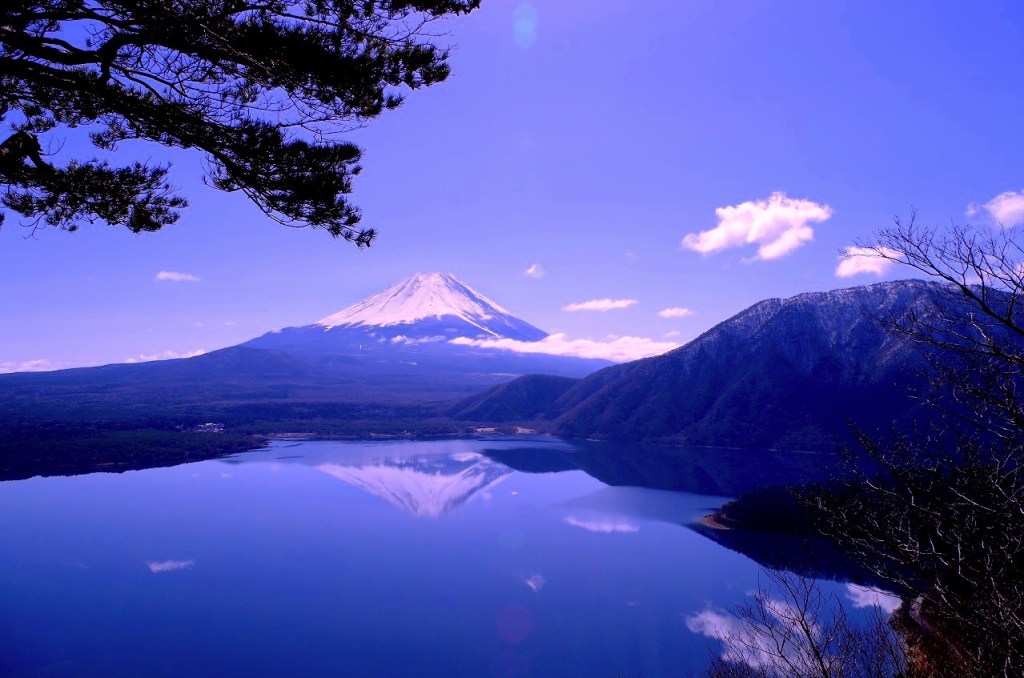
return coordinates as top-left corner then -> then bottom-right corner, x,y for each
0,0 -> 479,239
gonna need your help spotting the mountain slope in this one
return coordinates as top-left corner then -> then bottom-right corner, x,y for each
447,374 -> 578,422
549,280 -> 943,449
451,280 -> 971,450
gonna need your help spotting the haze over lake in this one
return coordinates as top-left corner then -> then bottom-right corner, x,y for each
0,437 -> 888,677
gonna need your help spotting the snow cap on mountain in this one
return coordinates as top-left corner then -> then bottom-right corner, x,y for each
316,272 -> 547,341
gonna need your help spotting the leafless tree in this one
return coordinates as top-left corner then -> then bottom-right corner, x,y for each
809,433 -> 1024,676
698,568 -> 908,678
857,214 -> 1024,440
809,215 -> 1024,675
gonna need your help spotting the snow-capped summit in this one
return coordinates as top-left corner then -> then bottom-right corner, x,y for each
316,272 -> 546,341
238,271 -> 608,383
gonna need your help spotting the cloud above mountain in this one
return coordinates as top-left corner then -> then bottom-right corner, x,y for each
682,192 -> 832,260
155,270 -> 200,283
658,307 -> 693,318
835,246 -> 899,278
124,349 -> 206,363
450,332 -> 679,362
0,359 -> 65,374
563,298 -> 637,312
968,188 -> 1024,227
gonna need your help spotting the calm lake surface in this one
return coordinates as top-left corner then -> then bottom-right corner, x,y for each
0,437 -> 889,677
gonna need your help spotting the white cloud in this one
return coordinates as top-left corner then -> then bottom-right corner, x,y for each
563,516 -> 639,533
155,270 -> 200,283
124,349 -> 206,364
0,359 -> 62,374
835,246 -> 899,278
563,298 -> 638,312
844,584 -> 901,614
658,307 -> 693,319
664,330 -> 682,338
450,332 -> 679,362
390,335 -> 445,345
147,559 -> 194,573
524,263 -> 544,278
682,192 -> 833,260
968,188 -> 1024,227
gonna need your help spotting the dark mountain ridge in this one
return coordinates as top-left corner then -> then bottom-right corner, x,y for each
465,280 -> 980,450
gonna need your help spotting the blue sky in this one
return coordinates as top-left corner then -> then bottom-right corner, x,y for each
3,0 -> 1024,370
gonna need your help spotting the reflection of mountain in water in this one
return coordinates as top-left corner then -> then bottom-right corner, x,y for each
479,440 -> 884,586
481,441 -> 844,497
317,453 -> 512,517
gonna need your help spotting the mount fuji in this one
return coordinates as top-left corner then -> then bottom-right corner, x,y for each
0,273 -> 611,424
236,272 -> 609,384
243,272 -> 549,353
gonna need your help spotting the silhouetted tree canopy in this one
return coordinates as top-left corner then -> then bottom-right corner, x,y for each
0,0 -> 479,243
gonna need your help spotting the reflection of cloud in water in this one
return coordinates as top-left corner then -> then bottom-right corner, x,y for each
560,486 -> 708,535
317,456 -> 511,517
147,560 -> 194,573
523,574 -> 546,593
563,516 -> 639,534
685,597 -> 824,675
845,584 -> 901,613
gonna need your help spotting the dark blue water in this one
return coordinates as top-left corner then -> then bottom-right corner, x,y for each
0,438 -> 893,677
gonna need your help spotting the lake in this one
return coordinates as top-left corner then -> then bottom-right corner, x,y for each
0,437 -> 892,677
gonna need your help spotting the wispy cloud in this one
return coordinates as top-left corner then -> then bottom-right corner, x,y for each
967,188 -> 1024,227
524,263 -> 544,278
682,192 -> 833,260
155,270 -> 200,283
0,359 -> 63,374
147,559 -> 194,573
563,298 -> 637,312
658,307 -> 693,318
390,335 -> 446,345
124,349 -> 206,364
835,246 -> 899,278
451,333 -> 679,362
